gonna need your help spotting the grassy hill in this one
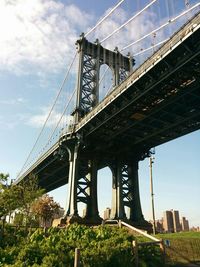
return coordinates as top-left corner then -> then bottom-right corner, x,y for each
157,232 -> 200,266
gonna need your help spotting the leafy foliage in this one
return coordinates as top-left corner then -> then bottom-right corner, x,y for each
138,244 -> 163,267
0,173 -> 163,266
0,224 -> 133,267
0,173 -> 9,187
16,174 -> 45,221
0,223 -> 165,267
0,173 -> 44,226
31,194 -> 61,227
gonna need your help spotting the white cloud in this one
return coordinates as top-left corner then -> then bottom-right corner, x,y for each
0,0 -> 196,76
0,0 -> 170,77
0,105 -> 73,130
26,107 -> 73,128
0,0 -> 93,74
0,97 -> 27,105
0,113 -> 27,129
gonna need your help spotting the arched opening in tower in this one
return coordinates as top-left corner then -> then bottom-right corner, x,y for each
99,64 -> 114,102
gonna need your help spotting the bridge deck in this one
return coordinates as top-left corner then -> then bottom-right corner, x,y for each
15,12 -> 200,192
76,12 -> 200,155
76,12 -> 200,132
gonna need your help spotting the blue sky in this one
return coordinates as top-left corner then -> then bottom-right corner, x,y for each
0,0 -> 199,227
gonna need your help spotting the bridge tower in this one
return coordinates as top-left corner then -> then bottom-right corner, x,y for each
65,34 -> 150,229
73,33 -> 132,122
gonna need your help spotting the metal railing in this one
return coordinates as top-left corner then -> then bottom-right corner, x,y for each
120,221 -> 165,267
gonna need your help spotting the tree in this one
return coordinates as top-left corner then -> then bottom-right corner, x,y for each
0,173 -> 10,199
13,212 -> 24,226
0,173 -> 12,221
0,185 -> 22,220
16,173 -> 45,228
0,172 -> 44,228
31,194 -> 61,227
0,173 -> 9,187
0,173 -> 16,237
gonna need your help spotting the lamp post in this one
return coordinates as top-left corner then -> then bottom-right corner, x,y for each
149,156 -> 156,235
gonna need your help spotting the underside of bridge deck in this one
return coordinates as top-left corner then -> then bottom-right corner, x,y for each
80,24 -> 200,158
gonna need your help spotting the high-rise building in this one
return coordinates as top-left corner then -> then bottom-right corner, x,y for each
172,210 -> 182,232
163,210 -> 189,233
103,207 -> 111,220
182,217 -> 189,231
163,210 -> 174,233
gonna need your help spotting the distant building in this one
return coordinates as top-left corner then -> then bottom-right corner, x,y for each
149,219 -> 164,233
155,219 -> 164,233
163,210 -> 174,233
181,217 -> 189,231
191,226 -> 200,232
103,207 -> 111,220
172,210 -> 182,232
163,209 -> 190,233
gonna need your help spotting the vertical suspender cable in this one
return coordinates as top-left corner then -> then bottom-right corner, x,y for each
45,88 -> 77,147
18,1 -> 128,177
100,0 -> 157,44
85,0 -> 126,37
121,2 -> 200,51
18,52 -> 78,177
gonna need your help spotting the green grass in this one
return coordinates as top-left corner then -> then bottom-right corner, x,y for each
157,231 -> 200,239
131,231 -> 200,265
156,232 -> 200,265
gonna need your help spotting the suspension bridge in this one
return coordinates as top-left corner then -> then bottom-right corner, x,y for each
15,0 -> 200,229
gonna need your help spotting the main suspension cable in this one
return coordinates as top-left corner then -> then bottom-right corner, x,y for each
121,2 -> 200,51
18,52 -> 78,177
133,38 -> 169,57
100,0 -> 157,44
19,1 -> 200,177
85,0 -> 126,37
18,1 -> 127,176
45,88 -> 77,149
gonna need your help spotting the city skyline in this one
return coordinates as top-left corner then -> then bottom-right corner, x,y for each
102,207 -> 194,232
0,0 -> 199,227
162,209 -> 190,233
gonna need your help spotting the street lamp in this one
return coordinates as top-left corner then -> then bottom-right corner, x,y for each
149,156 -> 156,235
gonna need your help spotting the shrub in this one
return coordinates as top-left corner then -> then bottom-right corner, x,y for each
1,224 -> 164,267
